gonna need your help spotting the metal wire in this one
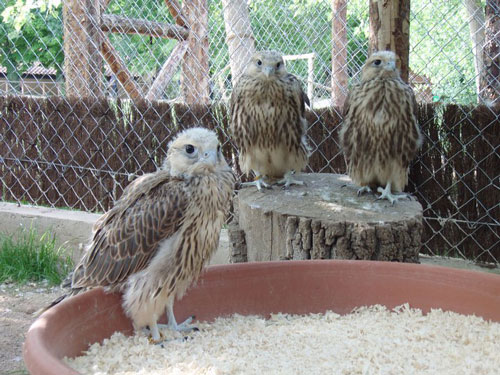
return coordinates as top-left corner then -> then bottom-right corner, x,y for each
0,0 -> 498,265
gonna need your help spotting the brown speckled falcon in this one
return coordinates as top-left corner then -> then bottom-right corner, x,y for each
230,50 -> 310,190
339,51 -> 422,204
40,128 -> 235,342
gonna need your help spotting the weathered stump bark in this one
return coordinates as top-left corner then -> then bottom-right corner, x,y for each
231,174 -> 423,263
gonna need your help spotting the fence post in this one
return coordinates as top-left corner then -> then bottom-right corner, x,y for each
63,0 -> 104,98
181,0 -> 210,104
369,0 -> 410,83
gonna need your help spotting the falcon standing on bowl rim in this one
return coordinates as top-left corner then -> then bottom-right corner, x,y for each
230,50 -> 311,190
339,50 -> 423,204
39,127 -> 235,343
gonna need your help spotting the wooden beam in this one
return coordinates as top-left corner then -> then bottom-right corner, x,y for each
100,34 -> 143,101
146,41 -> 189,101
101,14 -> 188,41
283,53 -> 316,61
164,0 -> 186,27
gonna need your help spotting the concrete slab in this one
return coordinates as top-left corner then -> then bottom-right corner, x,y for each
0,202 -> 99,261
0,203 -> 496,275
0,202 -> 231,266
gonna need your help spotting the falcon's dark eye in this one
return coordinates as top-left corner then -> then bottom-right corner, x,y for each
257,60 -> 262,66
276,62 -> 281,68
185,144 -> 195,154
374,59 -> 382,66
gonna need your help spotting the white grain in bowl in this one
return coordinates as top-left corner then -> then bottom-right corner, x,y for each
65,304 -> 500,375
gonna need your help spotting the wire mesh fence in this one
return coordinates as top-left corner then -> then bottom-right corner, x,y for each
0,0 -> 498,265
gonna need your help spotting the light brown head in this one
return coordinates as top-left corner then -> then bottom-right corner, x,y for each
245,50 -> 287,80
162,127 -> 227,177
361,51 -> 400,82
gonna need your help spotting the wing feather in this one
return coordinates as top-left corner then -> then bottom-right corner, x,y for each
339,86 -> 357,166
286,73 -> 310,115
401,84 -> 422,168
72,171 -> 188,289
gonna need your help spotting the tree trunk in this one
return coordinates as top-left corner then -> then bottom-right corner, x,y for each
465,0 -> 485,103
63,0 -> 104,98
480,0 -> 500,107
369,0 -> 410,83
331,0 -> 348,108
232,174 -> 423,263
181,0 -> 210,104
222,0 -> 256,84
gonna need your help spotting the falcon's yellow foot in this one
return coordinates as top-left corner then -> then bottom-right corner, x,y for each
241,175 -> 271,191
144,322 -> 164,344
357,186 -> 373,196
147,333 -> 165,345
276,170 -> 304,189
376,183 -> 410,205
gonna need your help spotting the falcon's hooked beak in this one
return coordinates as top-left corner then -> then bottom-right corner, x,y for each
262,66 -> 273,77
186,148 -> 218,176
200,149 -> 218,167
198,149 -> 218,174
385,60 -> 396,71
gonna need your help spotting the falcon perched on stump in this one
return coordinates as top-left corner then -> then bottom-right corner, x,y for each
340,51 -> 422,204
40,128 -> 235,343
230,50 -> 310,190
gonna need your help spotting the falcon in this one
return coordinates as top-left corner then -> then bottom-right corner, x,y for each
40,127 -> 235,342
339,50 -> 422,204
230,50 -> 310,190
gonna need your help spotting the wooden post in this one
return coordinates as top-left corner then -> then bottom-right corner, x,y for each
331,0 -> 348,108
63,0 -> 104,98
181,0 -> 210,104
369,0 -> 410,83
480,0 -> 500,107
222,0 -> 256,84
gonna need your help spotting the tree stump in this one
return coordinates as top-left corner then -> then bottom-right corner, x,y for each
231,173 -> 423,263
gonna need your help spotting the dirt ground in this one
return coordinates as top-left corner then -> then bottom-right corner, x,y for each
0,282 -> 61,375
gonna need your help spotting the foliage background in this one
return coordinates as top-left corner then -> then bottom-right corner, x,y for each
0,0 -> 484,104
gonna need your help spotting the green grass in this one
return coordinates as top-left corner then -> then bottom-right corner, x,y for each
0,227 -> 74,285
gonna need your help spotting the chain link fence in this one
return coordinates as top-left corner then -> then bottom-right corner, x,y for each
0,0 -> 498,265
